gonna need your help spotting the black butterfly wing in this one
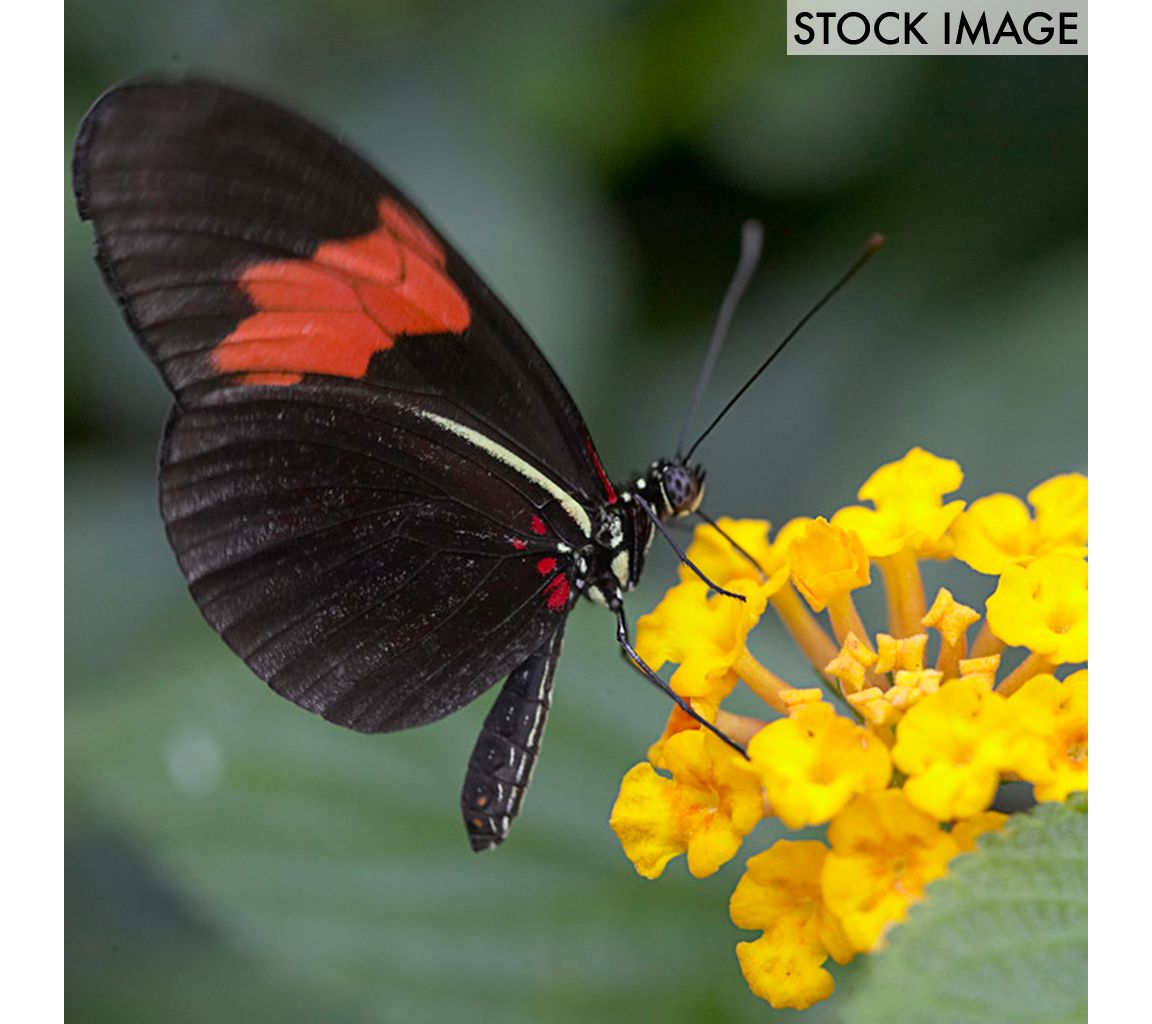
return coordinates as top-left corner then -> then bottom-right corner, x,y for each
72,77 -> 618,505
72,77 -> 611,732
160,378 -> 580,732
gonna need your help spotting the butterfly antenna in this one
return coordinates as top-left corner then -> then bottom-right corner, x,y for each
684,233 -> 885,461
675,220 -> 764,460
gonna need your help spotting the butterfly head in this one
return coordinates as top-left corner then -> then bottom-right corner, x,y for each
641,459 -> 706,520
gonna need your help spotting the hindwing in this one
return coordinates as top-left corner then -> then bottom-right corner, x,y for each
159,381 -> 581,731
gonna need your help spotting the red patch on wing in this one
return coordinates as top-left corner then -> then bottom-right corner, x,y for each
213,198 -> 470,383
585,436 -> 617,504
545,575 -> 570,610
511,538 -> 528,551
530,515 -> 548,535
533,553 -> 568,609
239,371 -> 304,386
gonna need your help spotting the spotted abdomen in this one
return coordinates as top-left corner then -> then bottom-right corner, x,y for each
461,627 -> 565,850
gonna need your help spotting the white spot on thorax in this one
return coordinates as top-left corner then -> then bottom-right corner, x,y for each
611,550 -> 630,587
606,515 -> 624,548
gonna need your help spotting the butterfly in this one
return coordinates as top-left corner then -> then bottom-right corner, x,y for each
72,78 -> 774,851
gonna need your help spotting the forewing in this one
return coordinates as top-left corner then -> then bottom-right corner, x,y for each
159,381 -> 578,732
73,77 -> 616,504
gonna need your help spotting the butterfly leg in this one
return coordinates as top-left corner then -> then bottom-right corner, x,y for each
633,494 -> 746,601
461,627 -> 565,851
613,606 -> 747,758
693,508 -> 771,579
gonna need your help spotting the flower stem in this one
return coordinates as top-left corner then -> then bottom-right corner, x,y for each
715,709 -> 767,745
935,635 -> 966,680
879,549 -> 926,638
997,651 -> 1053,697
971,620 -> 1006,659
735,650 -> 793,715
827,593 -> 872,653
770,584 -> 840,680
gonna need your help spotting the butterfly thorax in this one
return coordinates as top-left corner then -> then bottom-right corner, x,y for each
579,459 -> 705,611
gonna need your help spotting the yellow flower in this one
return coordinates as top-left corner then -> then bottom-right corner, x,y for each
832,447 -> 965,559
922,588 -> 982,678
788,518 -> 871,612
681,516 -> 805,591
609,448 -> 1089,1013
952,473 -> 1088,574
1030,474 -> 1089,549
635,578 -> 768,704
921,588 -> 982,647
781,687 -> 825,711
952,496 -> 1035,573
1007,670 -> 1088,801
734,939 -> 835,1012
846,686 -> 900,727
610,729 -> 764,879
875,632 -> 928,673
885,668 -> 943,711
950,810 -> 1009,851
825,632 -> 878,694
822,790 -> 959,951
892,676 -> 1013,820
646,701 -> 718,768
730,841 -> 854,1010
957,654 -> 1001,688
749,701 -> 891,828
832,630 -> 941,723
985,553 -> 1088,663
846,670 -> 941,726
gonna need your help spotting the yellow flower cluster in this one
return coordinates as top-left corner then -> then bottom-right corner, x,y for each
609,448 -> 1087,1010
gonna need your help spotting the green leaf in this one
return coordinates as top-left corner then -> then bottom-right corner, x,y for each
68,610 -> 789,1022
842,796 -> 1087,1024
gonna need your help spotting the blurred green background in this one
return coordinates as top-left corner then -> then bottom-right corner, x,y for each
65,2 -> 1086,1021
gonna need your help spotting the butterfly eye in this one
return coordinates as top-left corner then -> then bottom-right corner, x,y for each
660,464 -> 703,516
